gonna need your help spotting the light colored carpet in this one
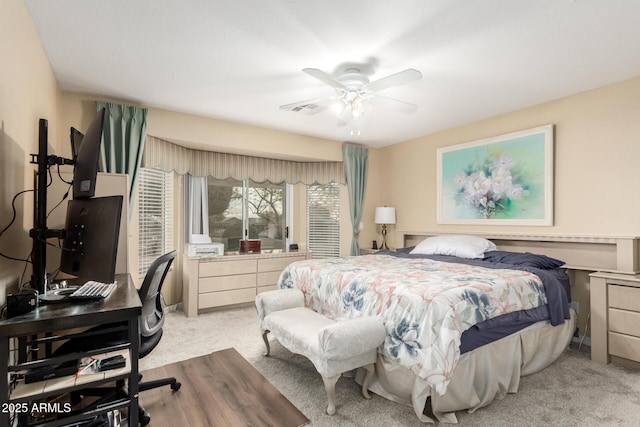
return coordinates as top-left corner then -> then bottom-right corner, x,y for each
141,306 -> 640,426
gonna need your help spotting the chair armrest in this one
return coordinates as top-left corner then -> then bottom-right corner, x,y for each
255,289 -> 305,321
318,317 -> 386,360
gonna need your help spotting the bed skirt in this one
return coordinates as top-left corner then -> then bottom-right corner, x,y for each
357,308 -> 577,423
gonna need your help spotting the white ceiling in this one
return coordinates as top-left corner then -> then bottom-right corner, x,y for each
24,0 -> 640,148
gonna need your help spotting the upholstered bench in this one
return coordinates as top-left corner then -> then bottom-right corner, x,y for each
255,289 -> 386,415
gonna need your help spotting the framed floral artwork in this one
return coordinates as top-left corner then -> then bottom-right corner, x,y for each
437,125 -> 554,226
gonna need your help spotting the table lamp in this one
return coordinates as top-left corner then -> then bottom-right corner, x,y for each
374,207 -> 396,250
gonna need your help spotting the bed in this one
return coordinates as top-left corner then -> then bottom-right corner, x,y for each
276,234 -> 578,423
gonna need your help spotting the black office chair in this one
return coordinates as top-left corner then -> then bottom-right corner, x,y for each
54,250 -> 180,426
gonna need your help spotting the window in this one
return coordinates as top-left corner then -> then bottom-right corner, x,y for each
207,178 -> 287,252
138,168 -> 174,277
307,183 -> 341,258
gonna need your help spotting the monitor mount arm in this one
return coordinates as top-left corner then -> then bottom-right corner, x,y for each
28,119 -> 76,294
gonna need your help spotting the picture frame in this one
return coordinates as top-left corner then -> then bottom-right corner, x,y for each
437,124 -> 554,226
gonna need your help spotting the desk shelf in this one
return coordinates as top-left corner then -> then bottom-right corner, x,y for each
0,274 -> 141,427
10,349 -> 130,401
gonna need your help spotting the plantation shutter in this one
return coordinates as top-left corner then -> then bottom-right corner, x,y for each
138,167 -> 174,277
306,183 -> 341,259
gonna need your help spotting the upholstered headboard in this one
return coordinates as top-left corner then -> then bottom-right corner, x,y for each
398,231 -> 640,274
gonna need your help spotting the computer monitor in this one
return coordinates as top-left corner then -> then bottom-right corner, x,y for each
60,195 -> 123,284
73,108 -> 105,199
70,127 -> 84,161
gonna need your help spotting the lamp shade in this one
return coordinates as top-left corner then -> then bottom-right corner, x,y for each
375,207 -> 396,225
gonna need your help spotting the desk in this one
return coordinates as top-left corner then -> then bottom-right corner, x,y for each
0,274 -> 141,426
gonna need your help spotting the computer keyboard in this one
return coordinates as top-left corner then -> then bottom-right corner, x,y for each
70,281 -> 117,300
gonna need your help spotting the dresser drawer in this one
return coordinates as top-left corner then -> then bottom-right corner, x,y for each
257,271 -> 282,288
258,256 -> 306,273
608,284 -> 640,311
199,259 -> 257,277
608,331 -> 640,362
199,288 -> 257,309
257,284 -> 278,293
609,308 -> 640,337
200,274 -> 256,293
184,252 -> 309,317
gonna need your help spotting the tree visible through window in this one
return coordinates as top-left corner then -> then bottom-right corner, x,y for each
207,178 -> 286,251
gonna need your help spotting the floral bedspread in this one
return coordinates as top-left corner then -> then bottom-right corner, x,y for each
277,254 -> 547,395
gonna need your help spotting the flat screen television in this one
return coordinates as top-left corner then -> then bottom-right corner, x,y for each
59,195 -> 123,284
73,108 -> 105,199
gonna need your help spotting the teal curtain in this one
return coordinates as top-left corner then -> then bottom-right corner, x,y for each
97,102 -> 148,215
342,143 -> 368,256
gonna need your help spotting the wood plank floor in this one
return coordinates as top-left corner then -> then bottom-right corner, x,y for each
139,348 -> 309,427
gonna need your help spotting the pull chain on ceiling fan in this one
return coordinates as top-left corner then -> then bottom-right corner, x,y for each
280,67 -> 422,121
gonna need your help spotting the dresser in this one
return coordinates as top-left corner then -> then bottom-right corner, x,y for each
182,252 -> 311,317
590,272 -> 640,365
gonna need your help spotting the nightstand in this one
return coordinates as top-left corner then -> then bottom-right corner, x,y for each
589,271 -> 640,366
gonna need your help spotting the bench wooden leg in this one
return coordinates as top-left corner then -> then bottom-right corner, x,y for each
361,363 -> 375,399
322,374 -> 340,415
262,331 -> 271,356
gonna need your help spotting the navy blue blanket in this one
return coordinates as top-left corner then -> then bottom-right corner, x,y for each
375,249 -> 572,353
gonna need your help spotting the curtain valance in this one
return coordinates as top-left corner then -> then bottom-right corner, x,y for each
143,136 -> 346,185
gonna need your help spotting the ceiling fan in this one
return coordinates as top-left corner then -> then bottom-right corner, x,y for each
280,67 -> 422,121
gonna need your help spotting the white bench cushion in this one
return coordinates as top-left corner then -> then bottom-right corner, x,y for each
256,289 -> 386,414
263,307 -> 386,378
255,288 -> 304,321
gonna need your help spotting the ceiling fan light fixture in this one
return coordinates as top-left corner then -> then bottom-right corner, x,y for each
351,96 -> 369,120
330,99 -> 347,117
282,66 -> 421,122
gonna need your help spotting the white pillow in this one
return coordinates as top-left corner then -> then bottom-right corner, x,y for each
409,235 -> 496,259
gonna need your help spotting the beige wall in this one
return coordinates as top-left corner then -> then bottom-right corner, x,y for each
0,0 -> 61,304
380,76 -> 640,240
376,75 -> 640,338
57,93 -> 344,163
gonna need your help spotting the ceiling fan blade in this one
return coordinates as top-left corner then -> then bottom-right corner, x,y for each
371,95 -> 418,114
279,97 -> 334,115
363,69 -> 422,93
303,68 -> 346,91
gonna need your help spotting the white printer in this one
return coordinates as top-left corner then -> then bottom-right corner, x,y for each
186,242 -> 224,257
186,234 -> 224,257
